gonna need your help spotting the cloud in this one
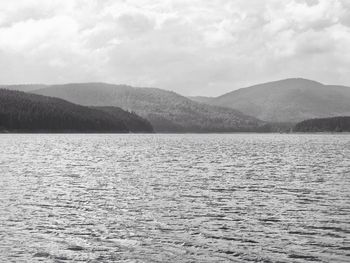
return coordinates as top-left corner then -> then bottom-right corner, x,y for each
0,0 -> 349,95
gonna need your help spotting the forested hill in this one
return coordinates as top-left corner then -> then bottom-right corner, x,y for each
192,78 -> 350,123
31,83 -> 266,132
0,89 -> 153,133
294,117 -> 350,132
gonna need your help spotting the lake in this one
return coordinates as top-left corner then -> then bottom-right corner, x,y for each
0,134 -> 349,262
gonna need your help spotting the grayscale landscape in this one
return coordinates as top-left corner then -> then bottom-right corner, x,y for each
0,0 -> 349,263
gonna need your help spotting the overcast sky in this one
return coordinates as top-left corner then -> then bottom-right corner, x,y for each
0,0 -> 349,96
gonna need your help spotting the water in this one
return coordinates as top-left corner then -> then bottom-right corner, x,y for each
0,134 -> 349,263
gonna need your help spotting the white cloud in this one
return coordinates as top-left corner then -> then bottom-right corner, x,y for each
0,0 -> 349,95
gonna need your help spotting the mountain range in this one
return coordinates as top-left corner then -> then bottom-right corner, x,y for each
1,78 -> 349,133
28,83 -> 265,132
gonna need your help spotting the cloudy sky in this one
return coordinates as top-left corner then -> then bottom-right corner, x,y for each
0,0 -> 349,96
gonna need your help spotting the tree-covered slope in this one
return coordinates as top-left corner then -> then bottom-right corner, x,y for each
202,78 -> 350,123
294,116 -> 350,132
32,83 -> 265,132
0,89 -> 153,133
94,106 -> 153,133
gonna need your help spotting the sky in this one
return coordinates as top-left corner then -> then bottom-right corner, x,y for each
0,0 -> 350,96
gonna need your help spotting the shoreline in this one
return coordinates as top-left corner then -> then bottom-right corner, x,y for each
1,131 -> 350,135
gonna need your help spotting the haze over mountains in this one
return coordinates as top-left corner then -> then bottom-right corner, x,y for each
1,84 -> 45,92
190,78 -> 350,123
31,83 -> 264,132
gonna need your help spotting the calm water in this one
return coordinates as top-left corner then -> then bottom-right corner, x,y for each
0,134 -> 349,263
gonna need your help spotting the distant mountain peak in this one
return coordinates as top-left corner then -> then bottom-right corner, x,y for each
244,78 -> 324,90
270,78 -> 323,85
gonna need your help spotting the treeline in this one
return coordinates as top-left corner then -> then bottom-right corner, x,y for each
294,116 -> 350,132
0,89 -> 153,133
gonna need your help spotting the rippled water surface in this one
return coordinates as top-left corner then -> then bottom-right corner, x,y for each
0,134 -> 349,262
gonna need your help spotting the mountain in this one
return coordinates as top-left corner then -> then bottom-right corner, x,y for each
192,78 -> 350,123
294,116 -> 350,132
0,89 -> 153,133
29,83 -> 265,132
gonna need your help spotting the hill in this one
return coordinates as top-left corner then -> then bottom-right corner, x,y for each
0,89 -> 153,133
294,116 -> 350,132
30,83 -> 265,132
193,78 -> 350,123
